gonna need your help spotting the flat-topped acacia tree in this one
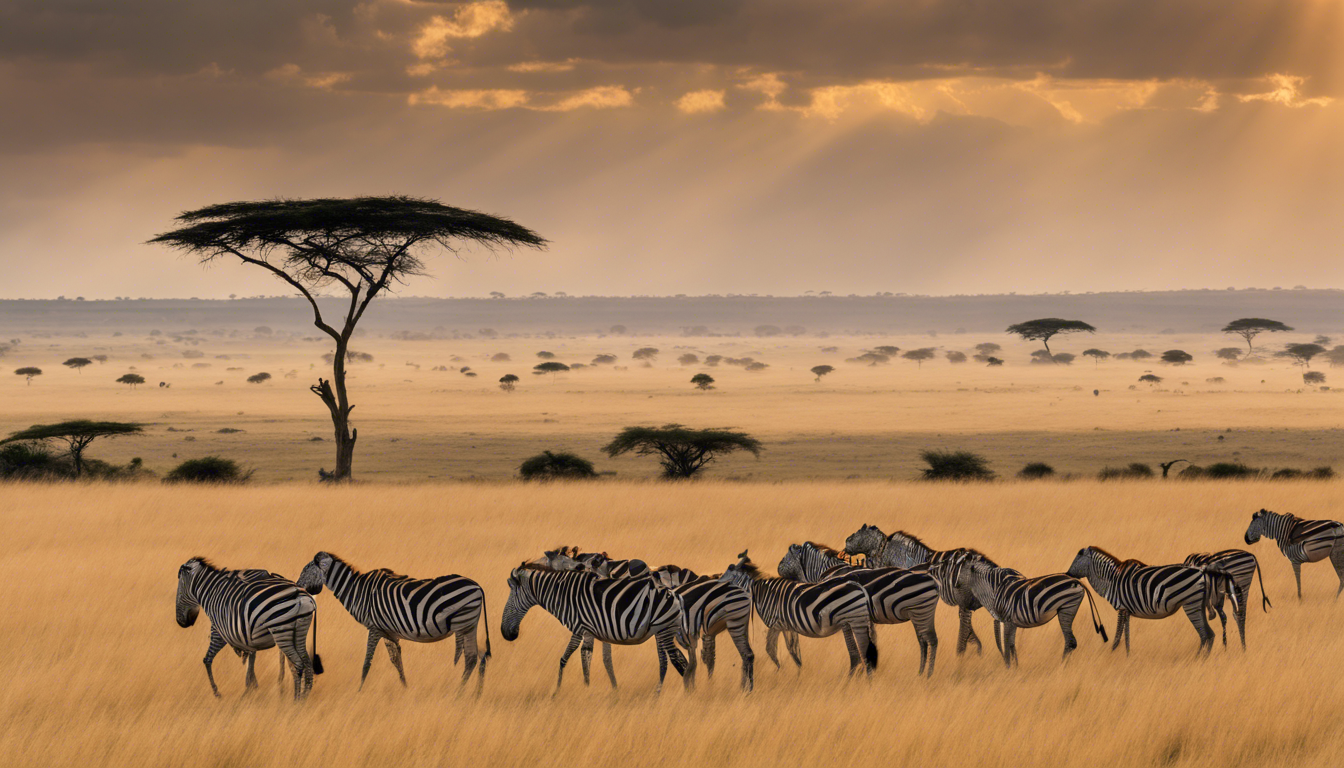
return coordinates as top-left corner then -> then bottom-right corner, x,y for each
2,420 -> 143,477
1006,318 -> 1096,363
1222,318 -> 1293,357
150,196 -> 545,481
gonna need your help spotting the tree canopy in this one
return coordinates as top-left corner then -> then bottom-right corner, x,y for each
1221,318 -> 1293,355
518,451 -> 597,481
499,373 -> 519,392
14,367 -> 41,384
1214,347 -> 1243,361
810,364 -> 834,381
632,347 -> 659,361
534,362 -> 570,376
117,373 -> 146,388
1005,318 -> 1095,361
902,348 -> 936,367
1082,349 -> 1110,366
2,420 -> 144,477
150,196 -> 544,481
1161,349 -> 1193,365
603,424 -> 761,479
63,357 -> 93,373
691,373 -> 715,390
1281,343 -> 1326,368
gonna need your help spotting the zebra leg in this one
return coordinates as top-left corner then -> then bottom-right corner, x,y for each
1293,561 -> 1303,600
1235,587 -> 1249,650
659,629 -> 688,690
602,642 -> 618,689
728,623 -> 754,693
359,630 -> 382,691
916,615 -> 939,678
785,631 -> 803,668
682,633 -> 698,691
458,627 -> 480,691
1183,601 -> 1214,657
453,633 -> 464,666
702,633 -> 716,679
384,639 -> 408,688
842,626 -> 862,677
765,628 -> 782,669
202,630 -> 227,698
957,607 -> 982,655
1001,624 -> 1018,668
1123,613 -> 1132,655
244,651 -> 259,692
554,632 -> 583,695
1058,603 -> 1080,663
579,635 -> 593,686
1110,611 -> 1127,653
277,649 -> 288,687
1330,547 -> 1344,599
1215,600 -> 1228,647
275,616 -> 314,701
853,622 -> 874,677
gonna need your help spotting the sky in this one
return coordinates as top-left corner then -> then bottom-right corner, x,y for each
1,0 -> 1341,299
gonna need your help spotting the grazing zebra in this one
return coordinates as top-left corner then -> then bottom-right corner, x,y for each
934,551 -> 1107,667
1066,547 -> 1221,656
844,524 -> 996,656
221,567 -> 316,689
175,557 -> 317,700
501,564 -> 687,693
1183,550 -> 1270,648
1244,508 -> 1344,600
296,552 -> 491,694
720,551 -> 876,678
778,542 -> 939,676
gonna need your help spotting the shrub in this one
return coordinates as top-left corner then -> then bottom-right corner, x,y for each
745,362 -> 769,372
1206,377 -> 1226,384
632,347 -> 659,361
1099,463 -> 1154,480
1203,462 -> 1256,479
164,456 -> 253,484
591,354 -> 617,365
920,450 -> 994,481
945,351 -> 968,364
0,442 -> 65,480
811,364 -> 834,382
493,353 -> 512,362
678,353 -> 700,366
499,374 -> 519,392
986,357 -> 1004,366
691,373 -> 715,390
246,372 -> 272,384
1304,371 -> 1326,385
1018,462 -> 1055,479
1138,374 -> 1162,384
116,373 -> 146,388
518,451 -> 597,481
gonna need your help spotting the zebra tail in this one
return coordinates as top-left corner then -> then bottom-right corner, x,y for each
480,590 -> 492,663
311,603 -> 324,675
1254,559 -> 1272,612
1083,586 -> 1108,643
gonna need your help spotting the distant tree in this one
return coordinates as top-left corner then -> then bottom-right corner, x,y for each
518,451 -> 597,481
321,350 -> 375,365
1304,371 -> 1326,385
1161,350 -> 1193,365
610,325 -> 627,335
1282,343 -> 1326,368
945,351 -> 967,364
247,372 -> 272,384
902,348 -> 936,368
873,345 -> 901,356
1,420 -> 144,477
1221,318 -> 1293,357
117,373 -> 146,389
63,357 -> 93,373
591,354 -> 617,365
1052,353 -> 1076,365
1129,349 -> 1153,361
1018,462 -> 1055,479
151,195 -> 544,481
535,351 -> 555,360
92,354 -> 109,364
920,449 -> 994,481
632,347 -> 659,361
1326,346 -> 1344,368
1006,318 -> 1095,362
491,352 -> 512,362
678,353 -> 700,366
754,325 -> 783,337
1214,347 -> 1243,362
15,367 -> 41,385
691,373 -> 715,390
1081,349 -> 1110,367
986,357 -> 1004,366
478,327 -> 499,338
974,342 -> 1001,358
1139,374 -> 1162,384
499,373 -> 519,392
165,456 -> 252,484
745,362 -> 769,372
602,424 -> 762,479
783,325 -> 807,336
846,352 -> 889,366
811,364 -> 835,382
1313,335 -> 1332,347
704,355 -> 723,367
534,362 -> 570,377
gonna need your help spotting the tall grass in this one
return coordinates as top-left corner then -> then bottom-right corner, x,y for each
4,480 -> 1343,767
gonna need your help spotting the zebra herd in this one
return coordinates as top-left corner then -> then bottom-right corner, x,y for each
175,508 -> 1344,699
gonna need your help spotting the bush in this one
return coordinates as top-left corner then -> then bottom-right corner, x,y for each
246,372 -> 272,384
1270,466 -> 1333,480
0,442 -> 65,480
691,373 -> 715,390
164,456 -> 252,484
1304,371 -> 1326,385
1018,462 -> 1056,479
920,450 -> 994,481
518,451 -> 597,481
1203,462 -> 1256,479
1099,463 -> 1154,480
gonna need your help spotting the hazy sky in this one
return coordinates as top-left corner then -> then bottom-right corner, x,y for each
2,1 -> 1341,299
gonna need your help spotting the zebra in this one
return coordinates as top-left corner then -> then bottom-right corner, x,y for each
533,550 -> 754,692
175,557 -> 317,700
500,563 -> 687,694
1183,550 -> 1271,648
720,551 -> 876,678
220,567 -> 320,689
934,551 -> 1107,667
778,542 -> 939,676
1066,546 -> 1223,656
1244,508 -> 1344,600
296,552 -> 491,694
844,524 -> 996,656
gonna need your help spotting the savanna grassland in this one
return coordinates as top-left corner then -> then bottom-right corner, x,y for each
5,481 -> 1344,768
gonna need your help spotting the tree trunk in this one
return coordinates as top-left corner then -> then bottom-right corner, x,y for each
313,339 -> 357,481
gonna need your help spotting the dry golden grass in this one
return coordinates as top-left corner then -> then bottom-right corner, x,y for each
4,480 -> 1344,768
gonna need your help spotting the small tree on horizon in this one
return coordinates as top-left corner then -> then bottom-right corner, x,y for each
1215,347 -> 1243,362
1282,343 -> 1326,368
15,367 -> 42,385
116,373 -> 146,389
63,357 -> 93,373
1082,349 -> 1110,367
903,348 -> 937,368
873,345 -> 901,357
920,449 -> 995,481
499,373 -> 519,392
691,373 -> 715,390
678,353 -> 700,366
518,451 -> 597,481
1139,374 -> 1163,385
986,357 -> 1004,366
632,347 -> 659,362
603,424 -> 762,479
1326,346 -> 1344,368
1006,318 -> 1096,363
1304,371 -> 1326,386
1,420 -> 144,477
1161,350 -> 1193,365
1222,318 -> 1293,357
811,364 -> 835,382
246,372 -> 272,384
945,351 -> 967,364
536,351 -> 555,360
534,362 -> 570,378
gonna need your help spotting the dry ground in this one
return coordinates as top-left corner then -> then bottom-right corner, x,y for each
4,480 -> 1344,768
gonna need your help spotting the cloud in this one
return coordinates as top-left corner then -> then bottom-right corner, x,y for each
407,84 -> 633,111
537,86 -> 635,111
507,60 -> 580,73
412,1 -> 516,60
407,87 -> 530,109
265,63 -> 353,90
675,89 -> 726,114
1238,74 -> 1334,108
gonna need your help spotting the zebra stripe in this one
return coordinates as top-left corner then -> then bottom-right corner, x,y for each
778,542 -> 937,676
937,552 -> 1106,667
1183,549 -> 1270,649
720,551 -> 875,678
175,557 -> 316,700
501,564 -> 688,693
1244,508 -> 1344,599
297,552 -> 490,693
844,524 -> 996,656
1066,547 -> 1217,656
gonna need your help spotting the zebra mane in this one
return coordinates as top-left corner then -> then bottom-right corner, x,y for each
324,552 -> 364,573
806,542 -> 847,560
888,530 -> 931,550
517,562 -> 591,575
1089,546 -> 1144,568
188,556 -> 221,571
736,558 -> 766,580
956,547 -> 999,568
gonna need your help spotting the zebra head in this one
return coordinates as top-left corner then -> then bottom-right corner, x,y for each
719,551 -> 759,591
573,551 -> 614,577
296,552 -> 335,594
501,564 -> 540,642
1245,509 -> 1271,544
844,524 -> 886,558
777,544 -> 806,581
949,553 -> 998,610
175,558 -> 207,627
533,549 -> 589,572
1066,547 -> 1099,579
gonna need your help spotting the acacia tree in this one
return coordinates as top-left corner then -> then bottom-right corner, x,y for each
534,361 -> 569,378
150,196 -> 544,481
1161,349 -> 1193,365
1006,318 -> 1096,363
15,367 -> 41,385
499,373 -> 519,392
902,348 -> 936,368
811,364 -> 834,382
1214,347 -> 1243,362
117,373 -> 145,389
1222,318 -> 1293,357
1082,349 -> 1110,367
603,424 -> 761,479
1282,343 -> 1326,368
691,373 -> 715,390
63,357 -> 93,373
1,420 -> 143,477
